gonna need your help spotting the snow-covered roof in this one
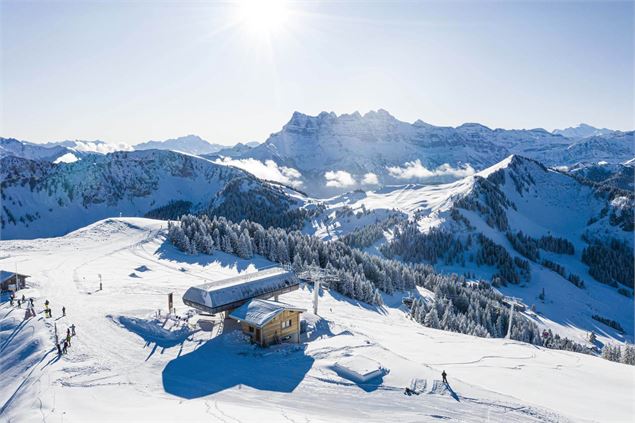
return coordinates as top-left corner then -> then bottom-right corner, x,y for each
182,267 -> 300,314
0,271 -> 30,283
228,299 -> 305,328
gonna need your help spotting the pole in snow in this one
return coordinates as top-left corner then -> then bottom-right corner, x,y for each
505,302 -> 515,339
313,279 -> 320,315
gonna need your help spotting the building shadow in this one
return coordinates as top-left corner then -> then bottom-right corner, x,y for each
331,367 -> 384,392
161,334 -> 314,399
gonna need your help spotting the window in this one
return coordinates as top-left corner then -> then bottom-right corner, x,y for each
282,319 -> 292,329
248,326 -> 254,333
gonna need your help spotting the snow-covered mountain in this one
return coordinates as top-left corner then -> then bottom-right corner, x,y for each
229,110 -> 634,197
134,135 -> 225,156
313,155 -> 634,343
553,123 -> 616,139
0,150 -> 305,239
567,161 -> 634,191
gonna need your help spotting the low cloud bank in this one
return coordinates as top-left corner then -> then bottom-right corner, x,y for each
387,160 -> 475,180
362,172 -> 379,185
214,157 -> 303,188
325,170 -> 357,187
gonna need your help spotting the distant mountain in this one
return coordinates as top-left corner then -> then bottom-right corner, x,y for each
567,161 -> 634,191
0,150 -> 305,239
1,137 -> 71,162
234,110 -> 633,197
134,135 -> 225,156
207,142 -> 256,158
553,123 -> 615,139
0,138 -> 132,163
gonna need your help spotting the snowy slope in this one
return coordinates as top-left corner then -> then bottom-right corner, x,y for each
1,217 -> 633,422
234,110 -> 633,196
0,150 -> 304,240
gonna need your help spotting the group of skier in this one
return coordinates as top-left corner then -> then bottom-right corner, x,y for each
10,293 -> 37,319
9,292 -> 77,356
56,325 -> 76,356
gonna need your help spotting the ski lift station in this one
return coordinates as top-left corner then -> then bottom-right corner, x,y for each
0,271 -> 29,292
182,267 -> 300,314
182,267 -> 306,346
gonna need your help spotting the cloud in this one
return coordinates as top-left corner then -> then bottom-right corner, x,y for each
214,157 -> 303,188
325,170 -> 356,187
362,172 -> 379,185
387,160 -> 475,180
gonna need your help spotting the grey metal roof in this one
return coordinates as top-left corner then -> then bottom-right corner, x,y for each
0,271 -> 30,283
182,267 -> 300,314
228,299 -> 305,328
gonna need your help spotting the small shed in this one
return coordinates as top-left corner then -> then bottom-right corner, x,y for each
182,267 -> 299,314
0,271 -> 29,292
228,299 -> 305,347
333,356 -> 386,383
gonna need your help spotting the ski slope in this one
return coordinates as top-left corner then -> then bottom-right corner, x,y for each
1,218 -> 633,422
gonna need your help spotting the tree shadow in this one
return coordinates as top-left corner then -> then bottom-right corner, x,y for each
162,332 -> 314,399
154,239 -> 263,273
322,287 -> 388,316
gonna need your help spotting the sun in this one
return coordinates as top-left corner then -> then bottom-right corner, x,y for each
236,0 -> 290,36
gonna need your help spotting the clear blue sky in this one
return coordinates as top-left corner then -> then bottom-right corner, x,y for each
1,0 -> 633,145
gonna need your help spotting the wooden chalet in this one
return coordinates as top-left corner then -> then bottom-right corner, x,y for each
228,299 -> 305,347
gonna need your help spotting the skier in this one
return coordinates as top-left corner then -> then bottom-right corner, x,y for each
9,293 -> 14,306
66,329 -> 72,347
21,294 -> 25,302
45,299 -> 49,307
442,370 -> 448,384
62,340 -> 68,354
62,306 -> 66,317
30,298 -> 34,307
100,281 -> 103,291
56,342 -> 62,356
70,324 -> 76,336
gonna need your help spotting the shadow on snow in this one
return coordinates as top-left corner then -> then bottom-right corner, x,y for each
161,332 -> 314,399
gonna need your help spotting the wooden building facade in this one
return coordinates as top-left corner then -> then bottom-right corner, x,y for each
229,299 -> 305,347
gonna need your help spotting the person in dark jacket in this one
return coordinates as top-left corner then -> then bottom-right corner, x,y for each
62,306 -> 66,317
442,370 -> 448,384
56,343 -> 62,355
62,341 -> 68,354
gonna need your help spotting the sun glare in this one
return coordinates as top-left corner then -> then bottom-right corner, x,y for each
236,0 -> 290,35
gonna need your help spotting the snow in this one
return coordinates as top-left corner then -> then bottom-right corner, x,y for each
1,217 -> 633,422
228,299 -> 305,328
333,356 -> 386,383
52,152 -> 79,164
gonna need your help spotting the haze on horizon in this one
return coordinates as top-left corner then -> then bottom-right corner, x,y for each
1,0 -> 633,145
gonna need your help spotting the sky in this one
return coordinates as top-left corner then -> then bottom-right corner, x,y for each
1,0 -> 633,145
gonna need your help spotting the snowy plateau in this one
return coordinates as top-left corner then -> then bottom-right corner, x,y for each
1,111 -> 634,422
